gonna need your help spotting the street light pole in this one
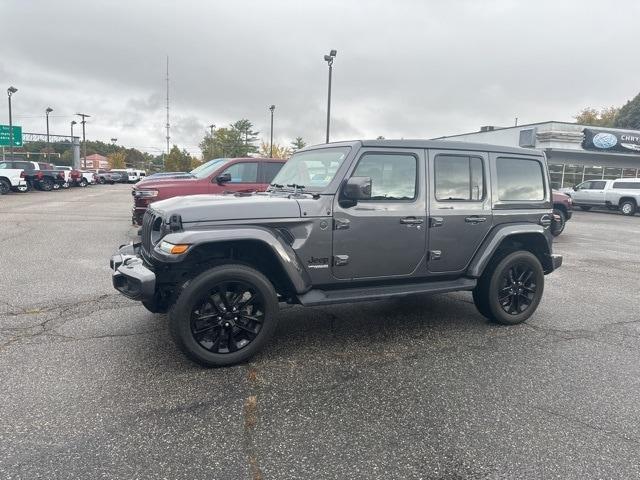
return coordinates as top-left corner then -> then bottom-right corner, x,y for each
45,107 -> 53,162
76,113 -> 90,168
324,50 -> 337,143
269,105 -> 275,158
7,86 -> 17,160
209,124 -> 215,137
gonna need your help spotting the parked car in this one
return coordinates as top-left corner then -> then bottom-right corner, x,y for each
566,178 -> 640,215
140,171 -> 192,182
92,169 -> 121,184
131,157 -> 286,225
53,165 -> 85,189
1,160 -> 65,191
0,161 -> 29,194
551,190 -> 573,236
78,171 -> 97,187
111,139 -> 562,367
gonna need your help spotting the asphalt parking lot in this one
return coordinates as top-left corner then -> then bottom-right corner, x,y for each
1,184 -> 639,479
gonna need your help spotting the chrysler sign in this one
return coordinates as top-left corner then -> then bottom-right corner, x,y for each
583,128 -> 640,153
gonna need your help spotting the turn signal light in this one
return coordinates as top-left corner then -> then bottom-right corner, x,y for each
158,240 -> 190,255
170,244 -> 189,254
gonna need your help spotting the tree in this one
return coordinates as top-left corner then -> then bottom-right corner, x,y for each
614,92 -> 640,129
108,151 -> 126,169
259,141 -> 291,159
125,148 -> 146,169
574,106 -> 619,127
164,145 -> 192,172
290,136 -> 306,151
199,120 -> 260,160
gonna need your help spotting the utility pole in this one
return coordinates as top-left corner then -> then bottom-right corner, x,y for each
269,105 -> 275,158
324,50 -> 337,143
45,107 -> 53,162
165,55 -> 170,156
76,113 -> 90,168
7,86 -> 17,161
209,124 -> 215,137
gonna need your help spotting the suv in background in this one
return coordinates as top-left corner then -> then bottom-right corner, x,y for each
131,157 -> 286,225
111,140 -> 562,367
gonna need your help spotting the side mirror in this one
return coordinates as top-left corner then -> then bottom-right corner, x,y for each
342,176 -> 372,201
216,173 -> 232,184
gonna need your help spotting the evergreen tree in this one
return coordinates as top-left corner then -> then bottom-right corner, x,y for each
614,92 -> 640,129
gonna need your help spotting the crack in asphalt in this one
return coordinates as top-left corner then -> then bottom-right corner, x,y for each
0,293 -> 146,351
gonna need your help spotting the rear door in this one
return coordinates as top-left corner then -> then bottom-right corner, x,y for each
427,149 -> 492,273
259,161 -> 284,186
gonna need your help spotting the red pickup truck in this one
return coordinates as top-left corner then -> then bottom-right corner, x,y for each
131,157 -> 285,225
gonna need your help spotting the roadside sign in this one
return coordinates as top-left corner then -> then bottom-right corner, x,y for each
0,125 -> 23,147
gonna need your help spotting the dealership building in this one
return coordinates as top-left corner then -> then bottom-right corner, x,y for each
438,121 -> 640,189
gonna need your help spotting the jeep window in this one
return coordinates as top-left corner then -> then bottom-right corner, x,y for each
435,155 -> 484,201
220,162 -> 258,183
497,158 -> 545,201
271,147 -> 350,190
191,158 -> 227,179
352,153 -> 417,200
261,162 -> 284,183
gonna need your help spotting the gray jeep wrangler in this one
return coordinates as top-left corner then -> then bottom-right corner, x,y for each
111,140 -> 562,367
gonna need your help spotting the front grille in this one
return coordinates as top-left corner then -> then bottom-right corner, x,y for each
141,210 -> 154,255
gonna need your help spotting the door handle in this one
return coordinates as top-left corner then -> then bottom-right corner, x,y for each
400,216 -> 424,225
465,216 -> 487,224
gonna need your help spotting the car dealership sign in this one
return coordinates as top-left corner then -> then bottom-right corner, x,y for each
583,128 -> 640,153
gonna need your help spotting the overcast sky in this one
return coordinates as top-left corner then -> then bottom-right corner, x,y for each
2,0 -> 639,156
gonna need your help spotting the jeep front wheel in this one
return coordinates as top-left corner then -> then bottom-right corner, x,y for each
169,264 -> 279,367
473,251 -> 544,325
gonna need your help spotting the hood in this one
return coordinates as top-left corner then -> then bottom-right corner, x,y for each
150,193 -> 302,223
135,176 -> 199,190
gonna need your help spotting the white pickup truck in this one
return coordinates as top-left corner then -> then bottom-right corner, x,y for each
567,178 -> 640,216
0,161 -> 29,194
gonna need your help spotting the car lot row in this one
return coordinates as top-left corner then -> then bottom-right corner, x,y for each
0,160 -> 146,194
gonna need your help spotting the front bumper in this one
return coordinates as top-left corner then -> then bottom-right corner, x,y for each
110,243 -> 156,300
551,253 -> 563,270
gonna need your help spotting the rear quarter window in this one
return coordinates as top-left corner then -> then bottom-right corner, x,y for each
496,157 -> 545,201
612,182 -> 640,189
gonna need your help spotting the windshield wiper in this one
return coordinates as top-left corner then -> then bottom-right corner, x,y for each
270,183 -> 284,189
287,183 -> 306,194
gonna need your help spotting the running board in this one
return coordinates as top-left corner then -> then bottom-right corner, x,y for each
297,278 -> 476,307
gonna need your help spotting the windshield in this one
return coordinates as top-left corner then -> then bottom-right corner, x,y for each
191,158 -> 228,179
271,147 -> 350,190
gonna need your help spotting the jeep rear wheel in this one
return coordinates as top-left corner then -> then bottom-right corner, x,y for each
169,264 -> 278,367
473,251 -> 544,325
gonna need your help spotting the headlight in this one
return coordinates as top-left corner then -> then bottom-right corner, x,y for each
135,189 -> 158,198
157,240 -> 190,255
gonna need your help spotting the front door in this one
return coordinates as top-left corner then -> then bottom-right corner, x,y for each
427,149 -> 492,273
211,161 -> 260,193
332,149 -> 427,280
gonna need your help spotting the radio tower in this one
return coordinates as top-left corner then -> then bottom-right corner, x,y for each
165,55 -> 170,155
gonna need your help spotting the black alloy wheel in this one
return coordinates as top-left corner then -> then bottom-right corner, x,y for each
169,264 -> 279,367
0,178 -> 10,195
190,281 -> 265,355
99,177 -> 106,184
473,250 -> 544,325
497,262 -> 538,316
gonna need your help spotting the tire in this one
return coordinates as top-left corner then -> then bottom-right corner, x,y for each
619,200 -> 636,216
99,177 -> 106,184
0,178 -> 10,195
551,209 -> 566,237
169,264 -> 279,367
14,183 -> 30,193
579,206 -> 591,211
473,251 -> 544,325
79,178 -> 88,187
61,181 -> 70,189
40,178 -> 54,191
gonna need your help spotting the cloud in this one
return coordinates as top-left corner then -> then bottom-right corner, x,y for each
2,0 -> 639,157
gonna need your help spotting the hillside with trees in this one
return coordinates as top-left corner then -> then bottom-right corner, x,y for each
575,92 -> 640,129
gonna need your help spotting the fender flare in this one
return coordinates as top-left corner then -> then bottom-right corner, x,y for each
466,224 -> 550,278
157,226 -> 312,294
